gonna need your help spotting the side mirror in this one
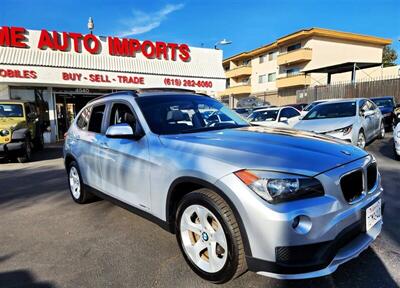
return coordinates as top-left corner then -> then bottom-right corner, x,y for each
280,117 -> 288,122
363,110 -> 375,117
106,123 -> 143,140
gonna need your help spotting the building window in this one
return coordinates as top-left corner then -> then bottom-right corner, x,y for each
268,51 -> 277,61
268,73 -> 276,82
287,43 -> 301,52
259,55 -> 266,63
258,74 -> 267,83
286,68 -> 301,76
243,59 -> 250,66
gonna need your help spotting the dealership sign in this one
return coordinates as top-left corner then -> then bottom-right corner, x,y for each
0,26 -> 190,61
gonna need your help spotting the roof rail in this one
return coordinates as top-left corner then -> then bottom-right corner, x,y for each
135,87 -> 196,94
87,90 -> 138,104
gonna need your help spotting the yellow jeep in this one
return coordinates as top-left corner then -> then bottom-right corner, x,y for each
0,100 -> 44,163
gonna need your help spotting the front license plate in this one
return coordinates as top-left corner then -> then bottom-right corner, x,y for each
365,199 -> 382,231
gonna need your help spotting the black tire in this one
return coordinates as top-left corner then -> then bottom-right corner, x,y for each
394,142 -> 400,161
17,137 -> 32,163
378,121 -> 385,139
67,161 -> 93,204
175,188 -> 247,284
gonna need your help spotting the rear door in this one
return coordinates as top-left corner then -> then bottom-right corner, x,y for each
99,101 -> 151,210
78,104 -> 107,191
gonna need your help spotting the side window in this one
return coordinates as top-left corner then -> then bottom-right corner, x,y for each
109,103 -> 136,128
88,105 -> 106,133
76,106 -> 92,130
279,108 -> 290,119
287,108 -> 300,118
367,100 -> 377,110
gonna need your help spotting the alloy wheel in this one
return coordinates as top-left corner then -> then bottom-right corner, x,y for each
357,132 -> 366,149
69,166 -> 81,199
180,204 -> 228,273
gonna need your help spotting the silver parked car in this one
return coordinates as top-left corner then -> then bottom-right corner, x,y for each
295,98 -> 385,149
64,90 -> 383,283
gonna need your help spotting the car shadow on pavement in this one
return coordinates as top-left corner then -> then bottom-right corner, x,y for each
250,247 -> 398,288
0,270 -> 55,288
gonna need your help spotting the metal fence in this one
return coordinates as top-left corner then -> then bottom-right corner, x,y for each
297,76 -> 400,104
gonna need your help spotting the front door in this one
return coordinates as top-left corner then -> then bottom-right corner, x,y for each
99,101 -> 151,211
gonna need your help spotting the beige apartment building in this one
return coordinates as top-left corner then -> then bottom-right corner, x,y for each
218,28 -> 392,107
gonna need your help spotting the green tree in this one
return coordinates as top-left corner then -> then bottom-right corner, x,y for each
382,45 -> 397,67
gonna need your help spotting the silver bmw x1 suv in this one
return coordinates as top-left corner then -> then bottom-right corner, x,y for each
64,89 -> 383,283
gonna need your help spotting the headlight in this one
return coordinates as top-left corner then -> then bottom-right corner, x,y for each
0,129 -> 10,136
235,170 -> 324,204
329,125 -> 352,136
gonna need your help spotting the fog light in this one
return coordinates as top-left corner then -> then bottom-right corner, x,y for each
292,215 -> 312,235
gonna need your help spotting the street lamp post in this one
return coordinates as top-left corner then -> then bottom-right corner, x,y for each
214,39 -> 232,49
88,17 -> 94,34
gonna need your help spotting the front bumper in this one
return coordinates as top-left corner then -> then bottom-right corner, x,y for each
0,142 -> 24,157
215,156 -> 382,279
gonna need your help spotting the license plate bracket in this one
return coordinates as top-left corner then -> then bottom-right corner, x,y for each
361,198 -> 382,232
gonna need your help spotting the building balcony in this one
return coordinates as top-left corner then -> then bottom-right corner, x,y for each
276,73 -> 311,88
277,48 -> 312,66
225,64 -> 252,78
219,83 -> 251,96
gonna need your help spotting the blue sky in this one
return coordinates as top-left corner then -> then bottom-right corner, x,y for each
1,0 -> 399,61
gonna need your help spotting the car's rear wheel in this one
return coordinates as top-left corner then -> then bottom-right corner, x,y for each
17,137 -> 32,163
357,130 -> 366,149
175,188 -> 247,284
378,121 -> 385,139
67,161 -> 93,204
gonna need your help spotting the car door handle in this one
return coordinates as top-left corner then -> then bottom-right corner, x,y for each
100,142 -> 109,149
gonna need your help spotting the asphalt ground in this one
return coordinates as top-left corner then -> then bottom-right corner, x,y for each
0,134 -> 399,288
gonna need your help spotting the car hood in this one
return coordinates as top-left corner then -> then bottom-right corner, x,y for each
159,126 -> 367,177
0,118 -> 24,130
294,117 -> 355,133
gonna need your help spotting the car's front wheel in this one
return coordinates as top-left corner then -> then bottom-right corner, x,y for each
175,189 -> 247,284
17,137 -> 32,163
378,121 -> 385,139
357,130 -> 366,149
67,161 -> 93,204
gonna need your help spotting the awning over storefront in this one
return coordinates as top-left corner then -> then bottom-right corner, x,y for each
0,26 -> 225,92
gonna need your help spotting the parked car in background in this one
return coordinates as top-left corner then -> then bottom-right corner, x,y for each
393,121 -> 400,161
0,100 -> 44,163
294,99 -> 385,149
236,96 -> 270,109
301,99 -> 341,116
233,107 -> 253,118
247,106 -> 301,128
371,96 -> 399,131
287,103 -> 308,111
64,89 -> 383,283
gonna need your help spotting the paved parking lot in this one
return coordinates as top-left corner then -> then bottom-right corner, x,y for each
0,135 -> 399,288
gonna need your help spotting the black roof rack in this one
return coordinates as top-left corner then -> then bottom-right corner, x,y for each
135,87 -> 196,94
87,90 -> 138,104
88,87 -> 210,104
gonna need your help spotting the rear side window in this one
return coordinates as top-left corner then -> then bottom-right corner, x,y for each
88,105 -> 105,133
76,106 -> 92,130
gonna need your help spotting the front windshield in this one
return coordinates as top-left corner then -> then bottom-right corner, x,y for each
0,104 -> 23,117
304,101 -> 324,112
371,98 -> 394,108
247,110 -> 278,122
136,95 -> 249,135
303,101 -> 357,120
